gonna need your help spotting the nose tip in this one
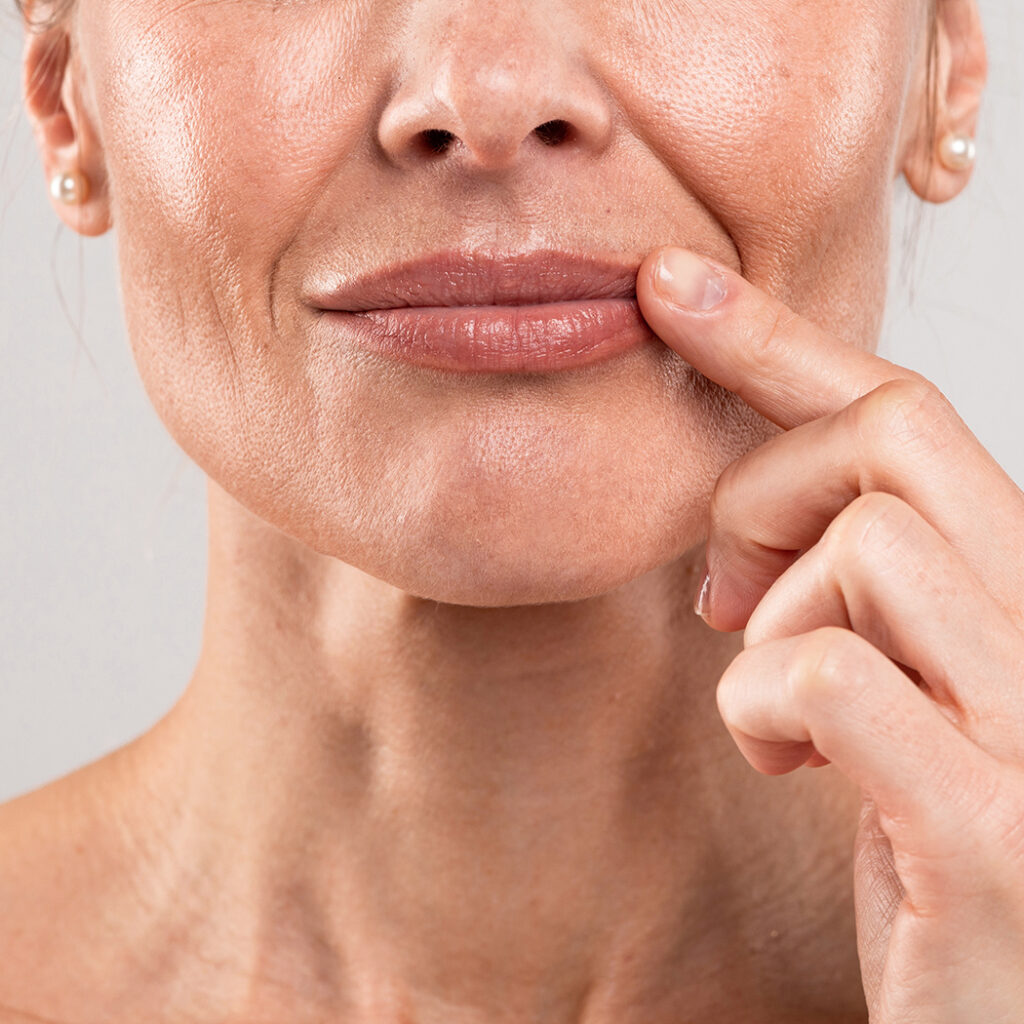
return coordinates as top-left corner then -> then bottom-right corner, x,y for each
376,14 -> 614,173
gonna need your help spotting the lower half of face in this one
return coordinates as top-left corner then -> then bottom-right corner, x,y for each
131,298 -> 775,605
93,0 -> 927,607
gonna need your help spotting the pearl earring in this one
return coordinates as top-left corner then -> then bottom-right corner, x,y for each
938,132 -> 976,172
50,170 -> 90,205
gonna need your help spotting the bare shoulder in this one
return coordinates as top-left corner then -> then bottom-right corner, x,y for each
0,750 -> 147,1023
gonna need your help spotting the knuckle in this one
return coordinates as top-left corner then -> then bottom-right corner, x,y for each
715,648 -> 756,731
790,626 -> 864,713
856,376 -> 960,461
746,304 -> 801,375
825,491 -> 917,566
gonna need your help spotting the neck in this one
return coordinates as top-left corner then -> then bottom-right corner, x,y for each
119,481 -> 866,1022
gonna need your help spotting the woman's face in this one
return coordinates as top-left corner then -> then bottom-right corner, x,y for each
67,0 -> 932,605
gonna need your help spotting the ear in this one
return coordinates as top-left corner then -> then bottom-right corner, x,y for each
22,15 -> 112,236
900,0 -> 987,204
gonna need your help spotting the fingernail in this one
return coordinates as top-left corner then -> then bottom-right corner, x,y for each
694,568 -> 711,621
654,249 -> 728,312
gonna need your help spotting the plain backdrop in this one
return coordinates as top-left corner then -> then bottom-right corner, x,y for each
1,5 -> 1021,804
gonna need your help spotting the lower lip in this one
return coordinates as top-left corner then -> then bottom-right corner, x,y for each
321,299 -> 655,373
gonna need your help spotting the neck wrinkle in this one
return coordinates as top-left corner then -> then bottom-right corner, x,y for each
119,480 -> 862,1023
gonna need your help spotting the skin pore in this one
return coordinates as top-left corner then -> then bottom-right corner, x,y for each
2,0 -> 986,1021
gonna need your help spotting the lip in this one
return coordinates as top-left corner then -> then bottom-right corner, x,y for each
308,250 -> 656,373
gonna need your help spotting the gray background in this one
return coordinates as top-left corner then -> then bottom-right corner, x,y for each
1,7 -> 1021,804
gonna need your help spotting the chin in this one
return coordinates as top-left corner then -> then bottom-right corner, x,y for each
300,459 -> 710,607
197,350 -> 766,608
351,518 -> 699,609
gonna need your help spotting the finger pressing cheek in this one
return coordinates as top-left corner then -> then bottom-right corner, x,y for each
635,246 -> 911,429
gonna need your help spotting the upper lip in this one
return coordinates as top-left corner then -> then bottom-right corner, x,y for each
309,250 -> 639,312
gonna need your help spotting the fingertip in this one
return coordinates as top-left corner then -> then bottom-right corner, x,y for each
804,748 -> 833,768
698,565 -> 762,634
649,247 -> 730,314
733,734 -> 818,776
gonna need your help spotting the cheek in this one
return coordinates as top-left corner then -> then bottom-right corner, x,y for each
601,0 -> 920,340
83,2 -> 382,472
95,4 -> 371,236
88,0 -> 383,381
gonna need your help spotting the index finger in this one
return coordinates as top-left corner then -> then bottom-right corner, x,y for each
636,246 -> 920,430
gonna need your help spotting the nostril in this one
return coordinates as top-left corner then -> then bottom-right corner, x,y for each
534,119 -> 571,147
405,121 -> 575,163
418,129 -> 457,156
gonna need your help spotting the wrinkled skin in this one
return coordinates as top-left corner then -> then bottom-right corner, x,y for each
6,1 -> 997,1022
37,0 -> 943,604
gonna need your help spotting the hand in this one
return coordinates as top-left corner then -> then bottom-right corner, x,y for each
636,247 -> 1024,1022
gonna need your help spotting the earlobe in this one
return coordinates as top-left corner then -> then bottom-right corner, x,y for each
23,24 -> 112,236
899,0 -> 987,205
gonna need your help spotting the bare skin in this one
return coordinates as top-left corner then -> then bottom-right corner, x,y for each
2,0 -> 1000,1021
0,541 -> 867,1023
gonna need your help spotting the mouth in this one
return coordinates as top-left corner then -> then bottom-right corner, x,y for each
307,250 -> 657,373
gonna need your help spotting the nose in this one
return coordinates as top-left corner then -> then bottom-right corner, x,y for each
377,3 -> 613,172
